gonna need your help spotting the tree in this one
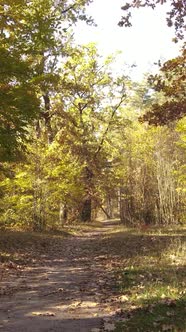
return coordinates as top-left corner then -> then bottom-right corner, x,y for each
104,80 -> 186,226
54,44 -> 129,221
140,48 -> 186,125
115,120 -> 185,226
118,0 -> 186,126
119,0 -> 186,41
0,45 -> 131,228
0,0 -> 39,160
0,0 -> 92,159
175,117 -> 186,223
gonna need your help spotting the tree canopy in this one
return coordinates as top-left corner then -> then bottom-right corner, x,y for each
0,5 -> 185,332
118,0 -> 186,125
0,0 -> 92,159
0,0 -> 185,230
140,48 -> 186,125
119,0 -> 186,41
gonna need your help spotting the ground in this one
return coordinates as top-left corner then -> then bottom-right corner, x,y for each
0,221 -> 186,332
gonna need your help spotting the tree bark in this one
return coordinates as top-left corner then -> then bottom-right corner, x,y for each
81,198 -> 92,222
80,166 -> 93,222
43,93 -> 53,144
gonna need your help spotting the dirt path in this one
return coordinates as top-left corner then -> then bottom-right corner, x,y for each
0,221 -> 122,332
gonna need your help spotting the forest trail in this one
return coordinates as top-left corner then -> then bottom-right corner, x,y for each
0,220 -> 123,332
1,222 -> 185,332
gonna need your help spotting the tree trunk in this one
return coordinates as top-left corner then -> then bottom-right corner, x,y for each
120,186 -> 133,226
80,166 -> 93,222
59,202 -> 68,224
43,93 -> 53,144
81,198 -> 91,222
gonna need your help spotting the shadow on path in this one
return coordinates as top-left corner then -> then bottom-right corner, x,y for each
0,221 -> 185,331
0,222 -> 120,332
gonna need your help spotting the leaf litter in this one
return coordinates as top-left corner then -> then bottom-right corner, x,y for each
0,224 -> 186,331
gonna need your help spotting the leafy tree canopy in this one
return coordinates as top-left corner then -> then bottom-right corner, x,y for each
119,0 -> 186,41
0,0 -> 92,160
140,48 -> 186,125
118,0 -> 186,125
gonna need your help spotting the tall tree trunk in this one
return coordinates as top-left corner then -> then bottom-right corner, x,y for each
81,166 -> 93,222
120,186 -> 131,226
81,198 -> 92,222
59,202 -> 68,224
43,93 -> 53,144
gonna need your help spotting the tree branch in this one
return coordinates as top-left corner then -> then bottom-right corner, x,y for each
94,94 -> 126,157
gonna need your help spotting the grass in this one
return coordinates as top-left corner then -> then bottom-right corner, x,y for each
115,298 -> 186,332
114,226 -> 186,332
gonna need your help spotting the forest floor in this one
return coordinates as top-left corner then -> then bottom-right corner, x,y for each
0,220 -> 186,332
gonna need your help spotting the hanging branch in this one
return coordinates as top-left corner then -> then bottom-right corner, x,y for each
94,93 -> 126,157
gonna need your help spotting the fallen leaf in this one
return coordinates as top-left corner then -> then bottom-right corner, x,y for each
120,295 -> 129,302
166,311 -> 174,317
162,324 -> 174,331
104,322 -> 115,331
80,301 -> 97,308
103,318 -> 110,323
32,311 -> 55,316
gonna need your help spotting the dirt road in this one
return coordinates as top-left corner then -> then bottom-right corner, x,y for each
0,221 -> 121,332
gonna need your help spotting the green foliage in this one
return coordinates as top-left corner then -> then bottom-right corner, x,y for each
0,0 -> 92,160
0,0 -> 185,230
112,94 -> 186,225
0,45 -> 134,228
0,138 -> 84,229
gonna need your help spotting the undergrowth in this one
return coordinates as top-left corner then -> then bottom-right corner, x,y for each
114,226 -> 186,332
